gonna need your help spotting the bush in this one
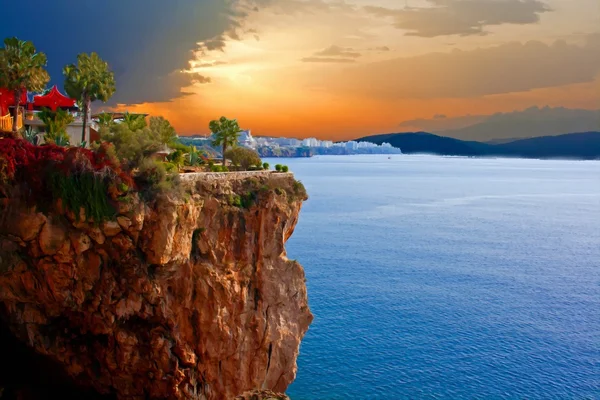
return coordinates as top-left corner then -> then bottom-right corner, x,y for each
210,164 -> 229,172
134,158 -> 181,199
262,162 -> 270,170
166,149 -> 184,169
225,147 -> 262,171
282,165 -> 289,172
99,123 -> 163,170
38,108 -> 74,146
149,116 -> 177,146
0,138 -> 132,220
275,164 -> 282,172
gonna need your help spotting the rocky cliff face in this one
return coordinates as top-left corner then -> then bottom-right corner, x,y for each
0,172 -> 312,399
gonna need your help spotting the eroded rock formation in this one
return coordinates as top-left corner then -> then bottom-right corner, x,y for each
0,173 -> 312,399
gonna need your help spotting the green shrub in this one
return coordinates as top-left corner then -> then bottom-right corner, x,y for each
227,192 -> 256,209
282,165 -> 289,172
293,180 -> 307,199
135,158 -> 182,199
39,108 -> 74,146
166,149 -> 184,168
50,172 -> 114,221
262,162 -> 270,170
163,162 -> 178,172
99,123 -> 163,170
210,164 -> 229,172
225,147 -> 262,171
275,164 -> 282,172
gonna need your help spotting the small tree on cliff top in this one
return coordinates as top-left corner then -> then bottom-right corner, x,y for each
0,37 -> 50,134
209,116 -> 240,166
225,147 -> 262,171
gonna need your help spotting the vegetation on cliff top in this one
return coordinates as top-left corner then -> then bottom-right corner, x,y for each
0,36 -> 305,220
0,138 -> 132,221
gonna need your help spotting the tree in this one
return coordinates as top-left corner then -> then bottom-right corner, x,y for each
122,111 -> 147,131
96,112 -> 114,128
0,37 -> 50,134
38,107 -> 74,146
63,52 -> 116,144
99,123 -> 162,169
149,116 -> 177,145
225,147 -> 262,171
209,116 -> 241,166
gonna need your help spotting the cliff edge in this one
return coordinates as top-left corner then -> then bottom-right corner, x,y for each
0,171 -> 312,399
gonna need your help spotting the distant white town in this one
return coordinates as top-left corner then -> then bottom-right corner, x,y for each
181,130 -> 402,158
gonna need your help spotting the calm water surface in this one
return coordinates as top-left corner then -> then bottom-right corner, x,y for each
277,155 -> 600,400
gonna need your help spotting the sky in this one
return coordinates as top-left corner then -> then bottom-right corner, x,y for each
2,0 -> 599,140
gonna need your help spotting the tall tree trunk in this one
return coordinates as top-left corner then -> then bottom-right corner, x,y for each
81,95 -> 89,145
12,89 -> 21,135
222,143 -> 227,166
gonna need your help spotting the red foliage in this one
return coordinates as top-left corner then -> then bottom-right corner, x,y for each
0,138 -> 134,198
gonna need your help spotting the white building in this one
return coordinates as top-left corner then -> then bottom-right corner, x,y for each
238,130 -> 257,148
345,141 -> 359,150
301,137 -> 320,147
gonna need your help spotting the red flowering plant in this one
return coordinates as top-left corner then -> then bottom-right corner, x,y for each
0,138 -> 134,221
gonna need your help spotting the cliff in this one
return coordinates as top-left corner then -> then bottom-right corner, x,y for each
0,171 -> 312,399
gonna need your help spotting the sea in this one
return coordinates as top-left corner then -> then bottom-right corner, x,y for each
274,155 -> 600,400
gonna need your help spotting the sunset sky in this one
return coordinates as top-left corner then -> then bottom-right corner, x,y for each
2,0 -> 599,139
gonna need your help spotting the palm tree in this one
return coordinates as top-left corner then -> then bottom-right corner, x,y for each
63,52 -> 115,144
0,37 -> 49,134
96,112 -> 114,128
122,111 -> 147,131
209,116 -> 241,166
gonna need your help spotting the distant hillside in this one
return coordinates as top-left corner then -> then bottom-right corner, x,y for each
358,132 -> 492,156
357,131 -> 600,159
437,107 -> 600,141
492,132 -> 600,159
399,107 -> 600,142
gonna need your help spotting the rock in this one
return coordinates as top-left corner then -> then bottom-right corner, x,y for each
0,174 -> 312,399
235,390 -> 291,400
38,218 -> 67,255
87,227 -> 106,244
101,221 -> 121,237
116,216 -> 132,230
111,233 -> 134,252
1,209 -> 46,242
69,232 -> 91,255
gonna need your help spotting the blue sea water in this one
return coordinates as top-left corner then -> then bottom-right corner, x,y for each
277,155 -> 600,400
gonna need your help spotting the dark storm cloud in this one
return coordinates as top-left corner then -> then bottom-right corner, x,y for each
0,0 -> 242,104
365,0 -> 551,37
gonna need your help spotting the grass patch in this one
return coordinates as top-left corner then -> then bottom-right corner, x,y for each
50,172 -> 115,221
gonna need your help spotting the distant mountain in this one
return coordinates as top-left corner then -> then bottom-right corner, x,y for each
358,132 -> 492,156
398,107 -> 600,142
492,132 -> 600,159
356,131 -> 600,159
437,107 -> 600,141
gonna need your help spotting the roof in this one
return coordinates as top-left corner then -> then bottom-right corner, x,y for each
0,88 -> 28,115
33,85 -> 76,111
